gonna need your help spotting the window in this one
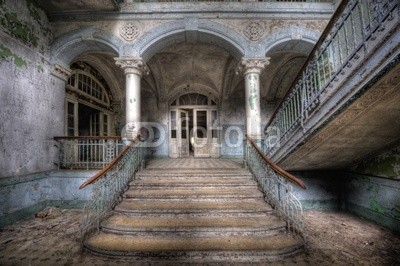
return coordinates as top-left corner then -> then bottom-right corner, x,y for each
103,114 -> 109,136
67,71 -> 110,105
67,101 -> 76,136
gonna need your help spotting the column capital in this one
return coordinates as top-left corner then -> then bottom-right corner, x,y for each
51,64 -> 71,82
115,57 -> 150,77
236,57 -> 270,76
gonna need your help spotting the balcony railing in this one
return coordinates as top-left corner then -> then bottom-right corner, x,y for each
54,136 -> 125,169
265,0 -> 399,158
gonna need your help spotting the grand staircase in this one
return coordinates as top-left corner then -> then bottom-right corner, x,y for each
83,167 -> 304,263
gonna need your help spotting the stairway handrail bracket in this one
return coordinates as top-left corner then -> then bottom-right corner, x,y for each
245,135 -> 306,236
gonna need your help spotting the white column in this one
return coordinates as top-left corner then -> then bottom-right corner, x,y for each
115,57 -> 149,140
236,57 -> 270,139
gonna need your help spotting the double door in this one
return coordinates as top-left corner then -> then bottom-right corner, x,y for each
169,108 -> 219,158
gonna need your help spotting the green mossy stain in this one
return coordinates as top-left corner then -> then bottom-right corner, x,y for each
14,56 -> 27,67
26,0 -> 51,36
370,196 -> 386,214
392,206 -> 400,219
26,0 -> 41,22
248,95 -> 256,111
0,1 -> 47,48
353,145 -> 400,179
1,11 -> 39,47
0,44 -> 12,59
37,64 -> 44,73
0,44 -> 27,68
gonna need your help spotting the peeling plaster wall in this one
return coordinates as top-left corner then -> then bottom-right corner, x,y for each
0,0 -> 63,177
292,171 -> 400,232
344,173 -> 400,232
352,144 -> 400,180
0,170 -> 94,228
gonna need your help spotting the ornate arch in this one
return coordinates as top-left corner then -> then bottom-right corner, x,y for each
129,20 -> 247,61
51,27 -> 124,66
260,26 -> 319,56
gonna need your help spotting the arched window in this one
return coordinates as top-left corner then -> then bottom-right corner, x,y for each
67,70 -> 110,106
171,93 -> 217,107
64,63 -> 114,137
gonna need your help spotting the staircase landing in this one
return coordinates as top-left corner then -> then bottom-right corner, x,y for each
145,157 -> 243,170
83,159 -> 304,262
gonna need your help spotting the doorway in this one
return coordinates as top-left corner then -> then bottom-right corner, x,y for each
169,93 -> 219,158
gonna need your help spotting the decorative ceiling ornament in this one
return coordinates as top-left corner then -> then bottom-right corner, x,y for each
120,22 -> 140,42
244,21 -> 265,41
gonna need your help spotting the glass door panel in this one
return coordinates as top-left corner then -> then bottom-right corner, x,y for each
194,109 -> 209,157
179,110 -> 189,158
169,110 -> 178,158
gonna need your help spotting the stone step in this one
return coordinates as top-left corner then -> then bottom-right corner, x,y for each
83,164 -> 304,262
114,199 -> 272,217
84,233 -> 304,262
122,187 -> 264,200
136,169 -> 253,179
130,178 -> 258,188
101,214 -> 286,237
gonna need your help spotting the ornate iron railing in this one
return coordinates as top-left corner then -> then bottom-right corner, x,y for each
79,138 -> 147,240
265,0 -> 399,157
245,136 -> 306,235
54,136 -> 124,169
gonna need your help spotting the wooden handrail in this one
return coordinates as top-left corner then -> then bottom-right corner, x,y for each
246,135 -> 306,189
79,137 -> 138,189
265,0 -> 349,130
54,136 -> 121,140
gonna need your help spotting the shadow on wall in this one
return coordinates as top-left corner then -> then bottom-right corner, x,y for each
292,170 -> 400,232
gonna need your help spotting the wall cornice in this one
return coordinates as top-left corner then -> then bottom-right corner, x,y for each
48,3 -> 334,22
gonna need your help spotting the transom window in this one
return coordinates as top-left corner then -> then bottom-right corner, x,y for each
170,93 -> 217,106
67,70 -> 110,105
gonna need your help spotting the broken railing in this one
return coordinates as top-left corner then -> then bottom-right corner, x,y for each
79,137 -> 147,240
265,0 -> 399,157
245,136 -> 306,235
54,136 -> 125,169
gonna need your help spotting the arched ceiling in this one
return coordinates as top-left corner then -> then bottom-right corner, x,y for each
144,43 -> 240,103
67,40 -> 313,110
261,52 -> 307,101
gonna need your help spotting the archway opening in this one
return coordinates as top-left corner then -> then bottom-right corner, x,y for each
141,41 -> 244,158
168,93 -> 219,158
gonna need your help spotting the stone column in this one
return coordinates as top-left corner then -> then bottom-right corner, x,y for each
236,57 -> 270,139
115,57 -> 149,140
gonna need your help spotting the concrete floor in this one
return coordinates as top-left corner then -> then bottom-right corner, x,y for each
0,208 -> 399,265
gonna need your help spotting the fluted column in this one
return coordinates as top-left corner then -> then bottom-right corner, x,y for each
236,57 -> 270,139
115,57 -> 149,140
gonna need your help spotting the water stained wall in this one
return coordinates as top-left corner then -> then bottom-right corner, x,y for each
0,0 -> 64,178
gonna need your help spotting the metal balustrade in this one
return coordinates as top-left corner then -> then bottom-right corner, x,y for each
245,136 -> 305,235
54,136 -> 125,169
79,139 -> 147,241
265,0 -> 399,157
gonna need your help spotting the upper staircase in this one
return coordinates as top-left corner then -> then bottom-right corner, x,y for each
83,166 -> 304,263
